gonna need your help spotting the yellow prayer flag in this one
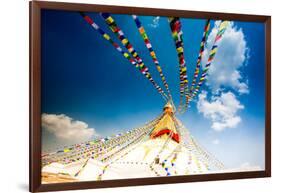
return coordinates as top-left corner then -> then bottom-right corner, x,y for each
177,47 -> 183,53
103,34 -> 110,40
210,47 -> 218,55
157,66 -> 161,71
121,38 -> 128,44
123,53 -> 129,58
106,17 -> 114,24
219,21 -> 229,30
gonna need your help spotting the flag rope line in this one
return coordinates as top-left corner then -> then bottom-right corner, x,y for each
132,15 -> 173,101
177,19 -> 211,113
100,12 -> 169,101
180,19 -> 211,112
79,12 -> 168,101
189,20 -> 211,96
191,21 -> 229,98
168,17 -> 189,112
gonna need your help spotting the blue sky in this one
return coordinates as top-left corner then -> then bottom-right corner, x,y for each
41,9 -> 265,169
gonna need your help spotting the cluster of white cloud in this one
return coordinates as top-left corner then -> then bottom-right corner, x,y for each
149,16 -> 160,28
202,21 -> 249,94
197,21 -> 250,132
42,113 -> 97,143
197,91 -> 244,131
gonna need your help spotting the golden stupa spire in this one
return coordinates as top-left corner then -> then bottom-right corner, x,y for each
150,102 -> 179,143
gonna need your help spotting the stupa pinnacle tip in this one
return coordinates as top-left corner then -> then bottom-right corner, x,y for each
163,102 -> 174,114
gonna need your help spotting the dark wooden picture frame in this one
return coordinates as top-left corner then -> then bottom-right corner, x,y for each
30,1 -> 271,192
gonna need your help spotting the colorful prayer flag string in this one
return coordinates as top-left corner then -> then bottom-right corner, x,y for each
168,17 -> 189,112
100,13 -> 169,101
132,15 -> 173,101
74,158 -> 90,177
79,12 -> 168,101
191,21 -> 229,98
181,19 -> 211,111
189,19 -> 210,95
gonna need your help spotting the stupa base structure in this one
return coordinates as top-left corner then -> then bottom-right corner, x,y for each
41,103 -> 260,183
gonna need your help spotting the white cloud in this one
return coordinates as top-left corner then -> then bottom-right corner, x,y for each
149,16 -> 160,28
42,113 -> 97,143
202,21 -> 249,94
212,139 -> 220,145
197,91 -> 244,131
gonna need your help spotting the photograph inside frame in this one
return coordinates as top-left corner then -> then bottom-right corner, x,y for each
40,9 -> 266,184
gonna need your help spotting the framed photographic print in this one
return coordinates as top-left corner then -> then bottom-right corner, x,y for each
30,1 -> 271,192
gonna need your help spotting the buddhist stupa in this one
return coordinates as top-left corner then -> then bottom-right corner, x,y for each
42,103 -> 225,183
